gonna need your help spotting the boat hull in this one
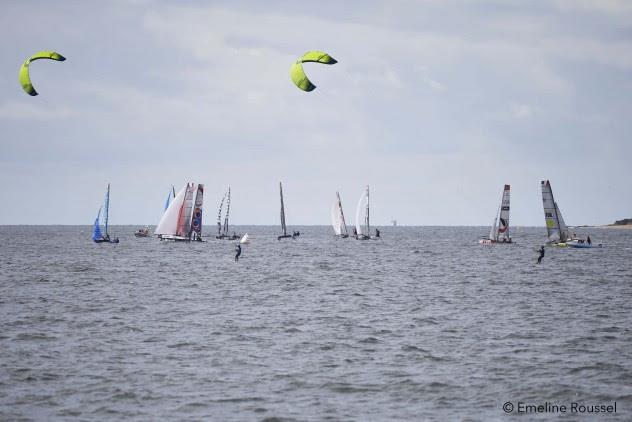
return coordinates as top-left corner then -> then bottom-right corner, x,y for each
478,239 -> 513,245
566,242 -> 602,249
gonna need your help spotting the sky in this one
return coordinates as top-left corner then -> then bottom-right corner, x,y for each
0,0 -> 630,226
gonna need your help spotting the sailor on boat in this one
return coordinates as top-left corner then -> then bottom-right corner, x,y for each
587,235 -> 592,245
375,228 -> 380,238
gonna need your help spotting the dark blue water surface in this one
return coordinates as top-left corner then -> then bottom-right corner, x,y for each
1,226 -> 631,421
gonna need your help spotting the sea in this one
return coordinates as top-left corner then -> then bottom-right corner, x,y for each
1,225 -> 631,421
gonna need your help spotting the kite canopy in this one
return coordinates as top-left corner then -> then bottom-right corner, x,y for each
19,51 -> 66,96
290,51 -> 337,92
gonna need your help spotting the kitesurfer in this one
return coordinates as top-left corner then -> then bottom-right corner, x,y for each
537,246 -> 545,264
235,243 -> 242,261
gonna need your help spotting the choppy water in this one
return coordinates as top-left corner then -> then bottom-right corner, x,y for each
1,225 -> 631,421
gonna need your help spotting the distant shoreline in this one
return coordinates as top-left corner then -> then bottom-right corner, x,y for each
572,224 -> 632,230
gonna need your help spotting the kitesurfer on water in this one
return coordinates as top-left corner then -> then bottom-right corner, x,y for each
235,243 -> 242,261
537,246 -> 545,264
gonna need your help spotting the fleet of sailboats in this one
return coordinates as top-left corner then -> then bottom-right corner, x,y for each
479,184 -> 512,244
91,180 -> 602,250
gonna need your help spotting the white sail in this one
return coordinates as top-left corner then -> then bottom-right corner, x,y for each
555,202 -> 570,241
355,186 -> 369,237
489,206 -> 499,240
240,233 -> 250,244
155,185 -> 188,235
331,200 -> 342,235
541,180 -> 570,242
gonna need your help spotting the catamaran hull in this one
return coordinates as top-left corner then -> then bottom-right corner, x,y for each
478,239 -> 513,245
566,242 -> 603,249
159,235 -> 198,242
94,238 -> 118,244
278,235 -> 294,240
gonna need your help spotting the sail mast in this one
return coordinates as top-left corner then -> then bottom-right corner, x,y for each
365,185 -> 370,236
280,182 -> 287,236
104,183 -> 110,236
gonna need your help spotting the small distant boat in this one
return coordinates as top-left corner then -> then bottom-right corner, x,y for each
479,184 -> 513,245
155,183 -> 205,242
216,187 -> 239,240
278,182 -> 296,240
134,226 -> 150,237
92,183 -> 119,244
331,192 -> 349,238
355,185 -> 379,240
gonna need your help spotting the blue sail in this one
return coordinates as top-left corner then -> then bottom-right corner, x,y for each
164,188 -> 172,211
92,207 -> 103,242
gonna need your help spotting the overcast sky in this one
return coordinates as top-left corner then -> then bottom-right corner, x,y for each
1,0 -> 630,226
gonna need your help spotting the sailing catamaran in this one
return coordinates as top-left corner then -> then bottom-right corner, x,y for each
479,184 -> 512,244
155,183 -> 205,241
216,187 -> 239,240
355,185 -> 374,240
541,180 -> 601,248
541,180 -> 575,246
92,183 -> 119,243
331,192 -> 349,238
278,182 -> 295,240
